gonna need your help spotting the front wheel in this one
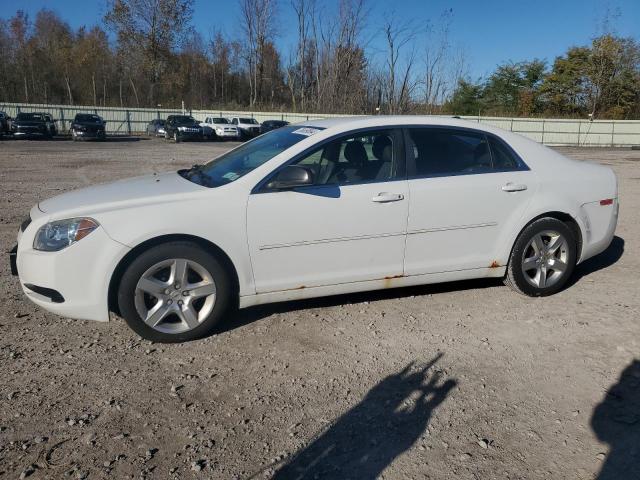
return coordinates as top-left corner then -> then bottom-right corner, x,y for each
504,217 -> 577,297
174,131 -> 180,143
117,242 -> 234,342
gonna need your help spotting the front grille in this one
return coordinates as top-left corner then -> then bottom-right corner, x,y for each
20,215 -> 31,232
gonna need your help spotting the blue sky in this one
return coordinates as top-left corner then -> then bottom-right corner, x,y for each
2,0 -> 639,80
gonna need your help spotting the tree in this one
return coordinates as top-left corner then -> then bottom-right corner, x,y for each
447,79 -> 482,115
482,60 -> 546,116
104,0 -> 195,105
239,0 -> 278,107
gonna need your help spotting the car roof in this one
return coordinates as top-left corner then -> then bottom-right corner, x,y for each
300,115 -> 488,130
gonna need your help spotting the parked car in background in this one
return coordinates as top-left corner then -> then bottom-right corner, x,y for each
200,117 -> 240,141
146,119 -> 166,137
261,120 -> 289,133
10,116 -> 619,343
230,116 -> 261,140
43,113 -> 57,137
71,113 -> 106,141
164,115 -> 204,142
10,112 -> 53,139
0,111 -> 11,137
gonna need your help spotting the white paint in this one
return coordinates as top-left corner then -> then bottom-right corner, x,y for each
15,116 -> 618,324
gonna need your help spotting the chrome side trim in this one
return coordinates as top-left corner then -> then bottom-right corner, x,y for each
259,231 -> 406,250
408,222 -> 497,235
258,222 -> 496,250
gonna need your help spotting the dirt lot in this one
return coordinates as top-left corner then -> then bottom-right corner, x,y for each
0,137 -> 638,480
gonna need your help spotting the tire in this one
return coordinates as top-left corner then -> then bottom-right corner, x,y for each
164,131 -> 170,141
504,217 -> 577,297
71,129 -> 77,141
117,242 -> 234,342
174,131 -> 180,143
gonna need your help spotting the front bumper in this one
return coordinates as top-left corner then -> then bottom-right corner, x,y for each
14,225 -> 129,322
75,129 -> 105,138
215,130 -> 240,139
13,130 -> 47,137
9,245 -> 17,275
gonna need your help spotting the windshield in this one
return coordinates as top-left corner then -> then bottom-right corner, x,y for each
16,113 -> 45,121
173,116 -> 196,125
212,118 -> 229,124
76,114 -> 102,122
239,118 -> 258,124
180,126 -> 323,188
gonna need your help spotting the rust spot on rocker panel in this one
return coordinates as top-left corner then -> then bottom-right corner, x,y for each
383,274 -> 404,280
383,274 -> 405,288
489,261 -> 501,268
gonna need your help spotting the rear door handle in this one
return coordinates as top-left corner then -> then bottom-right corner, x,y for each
502,183 -> 528,192
372,192 -> 405,203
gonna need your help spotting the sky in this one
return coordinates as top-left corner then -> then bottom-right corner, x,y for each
2,0 -> 639,80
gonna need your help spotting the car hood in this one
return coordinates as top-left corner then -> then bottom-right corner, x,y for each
38,172 -> 204,218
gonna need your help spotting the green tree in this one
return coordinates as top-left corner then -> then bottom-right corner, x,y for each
482,60 -> 546,116
447,79 -> 482,115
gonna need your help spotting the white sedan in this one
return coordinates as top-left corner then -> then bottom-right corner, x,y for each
10,117 -> 618,342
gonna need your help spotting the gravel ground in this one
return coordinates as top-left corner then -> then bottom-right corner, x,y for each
0,137 -> 638,480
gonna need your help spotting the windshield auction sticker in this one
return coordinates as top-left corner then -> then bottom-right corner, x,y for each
292,127 -> 321,136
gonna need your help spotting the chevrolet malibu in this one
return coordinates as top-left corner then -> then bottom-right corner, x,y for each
10,117 -> 618,342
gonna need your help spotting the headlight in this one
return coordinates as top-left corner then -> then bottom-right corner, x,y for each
178,126 -> 186,131
33,218 -> 99,252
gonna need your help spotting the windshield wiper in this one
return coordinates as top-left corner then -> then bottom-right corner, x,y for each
179,164 -> 214,187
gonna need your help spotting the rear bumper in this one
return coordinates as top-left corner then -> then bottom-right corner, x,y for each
578,198 -> 619,263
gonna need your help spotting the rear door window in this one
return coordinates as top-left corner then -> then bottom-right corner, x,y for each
406,127 -> 523,177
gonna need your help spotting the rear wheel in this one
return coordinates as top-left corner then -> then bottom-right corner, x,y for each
505,217 -> 577,296
117,242 -> 233,342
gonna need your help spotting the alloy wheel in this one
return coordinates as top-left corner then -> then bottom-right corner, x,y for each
521,230 -> 569,289
134,258 -> 217,334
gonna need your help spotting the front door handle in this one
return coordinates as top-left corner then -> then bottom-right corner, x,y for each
502,183 -> 528,192
372,192 -> 405,203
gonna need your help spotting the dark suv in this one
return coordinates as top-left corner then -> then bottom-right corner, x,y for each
164,115 -> 204,142
71,113 -> 106,141
261,119 -> 289,133
0,111 -> 10,137
10,112 -> 52,138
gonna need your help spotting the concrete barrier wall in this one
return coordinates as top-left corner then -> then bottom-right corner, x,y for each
2,102 -> 639,147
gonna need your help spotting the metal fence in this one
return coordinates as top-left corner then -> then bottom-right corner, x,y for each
1,102 -> 639,147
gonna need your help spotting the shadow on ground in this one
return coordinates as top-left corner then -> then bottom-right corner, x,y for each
263,354 -> 456,479
570,235 -> 624,286
224,278 -> 503,334
592,359 -> 640,479
225,236 -> 624,335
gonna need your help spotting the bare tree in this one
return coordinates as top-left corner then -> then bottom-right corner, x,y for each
381,14 -> 418,114
104,0 -> 195,105
239,0 -> 278,106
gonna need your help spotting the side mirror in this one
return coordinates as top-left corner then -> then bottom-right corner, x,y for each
266,165 -> 314,190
